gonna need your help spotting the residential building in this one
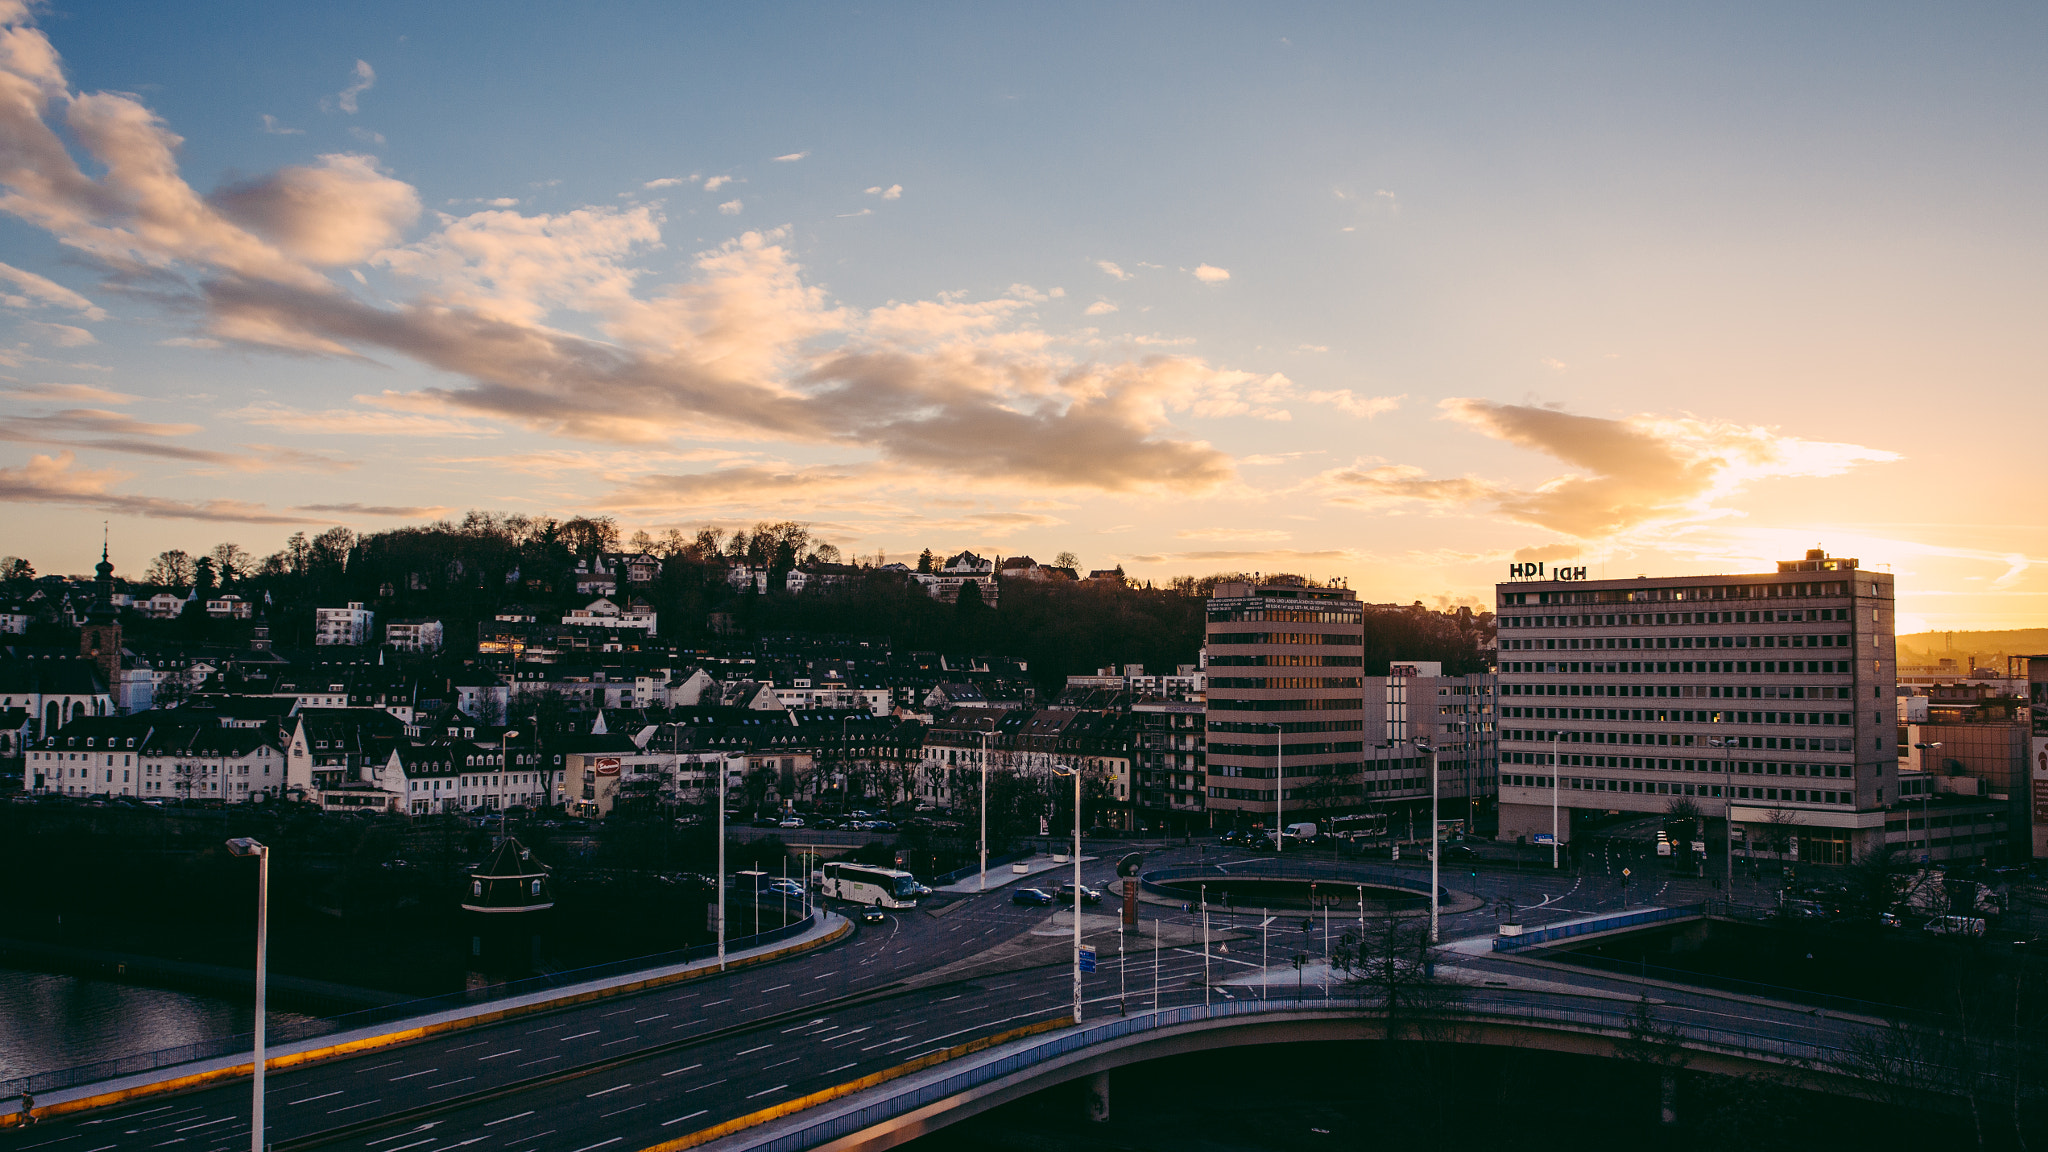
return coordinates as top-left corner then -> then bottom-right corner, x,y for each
205,594 -> 253,619
929,551 -> 998,606
385,618 -> 445,653
1132,699 -> 1205,832
315,602 -> 376,646
0,659 -> 113,738
1494,549 -> 1897,865
561,597 -> 657,634
1203,578 -> 1367,830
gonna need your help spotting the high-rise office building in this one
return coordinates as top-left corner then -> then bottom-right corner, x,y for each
1493,549 -> 1896,864
1204,578 -> 1365,829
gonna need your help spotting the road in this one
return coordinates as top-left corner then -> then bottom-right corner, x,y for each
0,843 -> 1864,1152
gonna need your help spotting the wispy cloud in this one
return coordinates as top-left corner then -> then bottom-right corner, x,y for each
1084,300 -> 1118,316
0,451 -> 320,522
0,261 -> 106,319
773,151 -> 809,162
333,59 -> 374,114
259,114 -> 302,135
1096,260 -> 1130,280
1305,390 -> 1402,419
718,199 -> 743,215
864,184 -> 902,200
292,502 -> 448,517
703,175 -> 733,192
1192,264 -> 1230,284
643,176 -> 695,190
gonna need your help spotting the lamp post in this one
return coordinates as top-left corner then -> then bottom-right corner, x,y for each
1708,734 -> 1734,897
225,838 -> 267,1152
979,727 -> 991,891
1414,738 -> 1439,944
498,730 -> 521,840
1052,763 -> 1084,1023
717,752 -> 728,970
1550,728 -> 1560,870
1265,722 -> 1285,851
1914,742 -> 1943,864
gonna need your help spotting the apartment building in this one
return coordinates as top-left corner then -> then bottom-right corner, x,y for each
314,602 -> 375,646
1364,660 -> 1496,835
1494,549 -> 1897,864
1132,698 -> 1206,833
1204,578 -> 1365,829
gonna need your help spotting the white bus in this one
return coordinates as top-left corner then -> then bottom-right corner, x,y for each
821,862 -> 921,909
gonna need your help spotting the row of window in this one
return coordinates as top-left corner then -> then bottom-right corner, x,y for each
1206,608 -> 1362,624
1209,741 -> 1366,758
1501,607 -> 1854,628
1502,707 -> 1855,727
1207,631 -> 1363,646
1208,677 -> 1363,689
1207,698 -> 1358,712
1500,580 -> 1856,607
1502,632 -> 1857,653
1503,753 -> 1858,778
1504,660 -> 1866,679
1505,731 -> 1866,755
1207,719 -> 1363,735
1501,773 -> 1852,807
1208,654 -> 1365,667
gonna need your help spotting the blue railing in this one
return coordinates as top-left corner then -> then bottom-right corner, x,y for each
1492,903 -> 1706,951
0,909 -> 823,1100
739,991 -> 1881,1152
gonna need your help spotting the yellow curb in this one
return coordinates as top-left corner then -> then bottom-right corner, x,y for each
2,920 -> 853,1128
632,1015 -> 1072,1152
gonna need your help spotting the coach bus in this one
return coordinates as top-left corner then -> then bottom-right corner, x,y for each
821,862 -> 921,909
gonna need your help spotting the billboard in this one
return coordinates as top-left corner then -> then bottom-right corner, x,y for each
594,756 -> 622,777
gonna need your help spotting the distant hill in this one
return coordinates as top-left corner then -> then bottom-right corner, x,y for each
1897,629 -> 2048,668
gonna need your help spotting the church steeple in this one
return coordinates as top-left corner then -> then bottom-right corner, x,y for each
82,528 -> 122,698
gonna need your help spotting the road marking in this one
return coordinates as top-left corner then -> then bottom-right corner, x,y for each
477,1050 -> 521,1060
566,1139 -> 622,1152
600,1007 -> 636,1017
355,1061 -> 404,1073
584,1083 -> 632,1098
633,1013 -> 668,1024
379,1141 -> 437,1152
745,1085 -> 789,1099
861,1036 -> 911,1051
285,1091 -> 343,1106
368,1127 -> 441,1146
389,1068 -> 440,1081
736,1044 -> 772,1056
484,1112 -> 533,1127
812,972 -> 833,980
659,1112 -> 708,1128
938,994 -> 961,1001
445,1139 -> 487,1150
762,983 -> 790,992
526,1022 -> 571,1034
763,1057 -> 799,1070
684,1079 -> 727,1093
600,1037 -> 637,1046
560,1030 -> 598,1041
173,1119 -> 235,1133
781,1019 -> 829,1033
327,1099 -> 381,1114
427,1077 -> 475,1090
447,1042 -> 490,1052
515,1056 -> 561,1068
598,1104 -> 646,1119
146,1139 -> 185,1148
826,1062 -> 858,1074
703,998 -> 732,1007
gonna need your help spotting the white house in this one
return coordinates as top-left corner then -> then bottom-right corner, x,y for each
561,597 -> 656,634
205,594 -> 253,619
385,618 -> 445,652
315,602 -> 376,646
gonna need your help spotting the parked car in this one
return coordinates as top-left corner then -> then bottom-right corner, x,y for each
778,817 -> 805,828
1012,887 -> 1056,907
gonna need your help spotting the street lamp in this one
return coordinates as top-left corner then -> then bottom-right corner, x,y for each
1264,722 -> 1285,852
1413,738 -> 1439,944
979,726 -> 992,891
498,730 -> 521,838
717,752 -> 728,970
1549,728 -> 1560,870
1707,734 -> 1733,897
1914,742 -> 1943,865
225,838 -> 268,1152
1052,763 -> 1084,1024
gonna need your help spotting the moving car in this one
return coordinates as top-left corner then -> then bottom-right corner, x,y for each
778,817 -> 805,828
860,906 -> 887,924
767,878 -> 805,897
1011,887 -> 1056,907
1054,882 -> 1103,905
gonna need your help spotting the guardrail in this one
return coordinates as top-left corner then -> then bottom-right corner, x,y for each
1493,903 -> 1706,951
0,909 -> 823,1100
738,991 -> 1883,1152
1138,862 -> 1437,902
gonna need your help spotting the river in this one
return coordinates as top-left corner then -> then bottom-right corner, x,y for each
0,968 -> 322,1082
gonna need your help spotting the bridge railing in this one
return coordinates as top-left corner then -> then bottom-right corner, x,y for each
741,991 -> 1878,1152
1137,862 -> 1436,901
1492,903 -> 1706,950
0,909 -> 824,1100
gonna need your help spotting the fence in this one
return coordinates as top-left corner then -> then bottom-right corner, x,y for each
738,991 -> 1878,1152
1492,903 -> 1705,951
1137,861 -> 1438,902
0,909 -> 822,1100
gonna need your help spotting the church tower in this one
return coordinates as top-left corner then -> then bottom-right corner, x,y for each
80,530 -> 122,693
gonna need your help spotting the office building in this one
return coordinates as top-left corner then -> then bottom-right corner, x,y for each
1204,577 -> 1365,829
1494,549 -> 1896,865
1364,660 -> 1496,836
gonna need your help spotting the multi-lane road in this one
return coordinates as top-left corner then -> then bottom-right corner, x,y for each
0,844 -> 1828,1152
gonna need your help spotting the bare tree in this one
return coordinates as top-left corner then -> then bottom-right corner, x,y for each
1343,909 -> 1460,1041
1760,807 -> 1802,859
144,549 -> 193,588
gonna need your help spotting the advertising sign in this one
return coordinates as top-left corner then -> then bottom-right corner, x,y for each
594,756 -> 622,777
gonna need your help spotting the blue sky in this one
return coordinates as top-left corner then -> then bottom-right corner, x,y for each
3,1 -> 2045,629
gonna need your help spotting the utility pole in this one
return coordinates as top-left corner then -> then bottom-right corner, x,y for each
1416,739 -> 1439,944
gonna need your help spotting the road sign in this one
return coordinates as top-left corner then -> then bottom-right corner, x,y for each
1622,867 -> 1631,877
1078,945 -> 1097,973
1533,833 -> 1555,845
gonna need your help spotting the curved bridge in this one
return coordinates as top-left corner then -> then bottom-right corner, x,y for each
707,991 -> 1921,1152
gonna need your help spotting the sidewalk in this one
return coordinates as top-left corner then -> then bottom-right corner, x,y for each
5,912 -> 851,1124
935,853 -> 1098,894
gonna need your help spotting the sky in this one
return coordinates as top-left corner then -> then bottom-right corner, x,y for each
1,1 -> 2045,632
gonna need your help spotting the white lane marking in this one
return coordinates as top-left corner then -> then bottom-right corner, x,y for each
515,1056 -> 561,1068
860,1036 -> 911,1051
703,999 -> 732,1007
633,1014 -> 668,1024
598,1104 -> 646,1119
762,984 -> 791,992
567,1140 -> 622,1152
812,972 -> 833,980
484,1112 -> 533,1127
285,1091 -> 343,1106
684,1079 -> 727,1093
426,1077 -> 475,1090
661,1063 -> 703,1077
327,1099 -> 381,1114
560,1031 -> 598,1041
745,1085 -> 788,1099
825,1062 -> 857,1074
355,1061 -> 404,1073
600,1007 -> 636,1017
526,1022 -> 571,1034
584,1083 -> 632,1098
781,1018 -> 829,1033
660,1112 -> 707,1128
389,1068 -> 440,1081
763,1057 -> 799,1070
477,1050 -> 521,1060
380,1141 -> 437,1152
173,1119 -> 235,1133
368,1127 -> 441,1146
600,1037 -> 636,1047
446,1042 -> 490,1052
736,1044 -> 772,1056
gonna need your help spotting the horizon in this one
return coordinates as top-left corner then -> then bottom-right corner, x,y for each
2,3 -> 2045,633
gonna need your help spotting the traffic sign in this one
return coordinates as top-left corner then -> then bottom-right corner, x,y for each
1078,945 -> 1097,973
1622,867 -> 1631,877
1533,833 -> 1555,845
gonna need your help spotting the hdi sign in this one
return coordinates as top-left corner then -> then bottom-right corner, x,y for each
1508,562 -> 1588,581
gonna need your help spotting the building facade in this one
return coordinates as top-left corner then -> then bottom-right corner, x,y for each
315,602 -> 376,646
1204,579 -> 1365,829
1494,550 -> 1897,865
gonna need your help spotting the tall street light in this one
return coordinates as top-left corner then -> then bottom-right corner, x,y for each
1549,728 -> 1561,870
1708,733 -> 1734,896
1414,738 -> 1439,944
1914,742 -> 1943,865
225,838 -> 267,1152
717,753 -> 728,970
979,726 -> 992,891
1052,763 -> 1084,1023
498,730 -> 521,839
1264,722 -> 1285,852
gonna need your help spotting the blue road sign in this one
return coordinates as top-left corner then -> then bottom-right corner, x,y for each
1078,945 -> 1097,973
1533,833 -> 1555,845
